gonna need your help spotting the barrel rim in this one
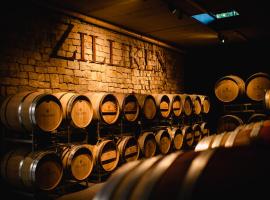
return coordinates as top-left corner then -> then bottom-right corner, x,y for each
214,75 -> 245,102
118,136 -> 139,162
98,93 -> 120,125
97,139 -> 119,172
27,150 -> 63,191
30,92 -> 63,132
122,94 -> 140,122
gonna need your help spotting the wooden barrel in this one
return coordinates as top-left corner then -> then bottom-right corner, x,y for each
114,93 -> 140,123
181,125 -> 194,148
155,129 -> 172,155
214,75 -> 245,102
61,144 -> 93,181
0,91 -> 63,132
247,113 -> 267,123
0,148 -> 29,188
246,72 -> 270,101
179,94 -> 193,116
10,150 -> 63,191
138,132 -> 157,158
135,94 -> 157,120
117,136 -> 140,163
94,146 -> 270,200
167,94 -> 182,118
88,140 -> 119,172
200,122 -> 210,138
167,127 -> 184,150
192,123 -> 202,145
53,92 -> 93,128
190,95 -> 202,115
217,114 -> 244,133
196,121 -> 264,151
199,95 -> 210,114
264,89 -> 270,110
84,92 -> 120,125
152,94 -> 171,119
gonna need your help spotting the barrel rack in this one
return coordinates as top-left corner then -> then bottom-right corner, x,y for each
0,124 -> 91,199
223,102 -> 265,114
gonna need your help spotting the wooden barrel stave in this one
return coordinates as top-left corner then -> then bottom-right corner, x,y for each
214,75 -> 245,102
138,132 -> 157,158
61,144 -> 93,181
167,127 -> 184,150
246,72 -> 270,101
217,114 -> 244,133
117,136 -> 140,163
168,94 -> 183,117
53,92 -> 93,128
114,93 -> 140,122
190,95 -> 202,115
153,94 -> 171,119
84,92 -> 120,125
179,94 -> 193,116
135,94 -> 157,120
19,150 -> 63,191
0,91 -> 63,132
155,129 -> 172,155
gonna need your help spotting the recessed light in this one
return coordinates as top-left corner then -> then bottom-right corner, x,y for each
191,13 -> 216,25
215,10 -> 239,19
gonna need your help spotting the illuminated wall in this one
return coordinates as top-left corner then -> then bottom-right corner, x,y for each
0,3 -> 185,97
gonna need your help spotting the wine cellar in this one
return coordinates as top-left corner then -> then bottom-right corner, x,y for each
1,1 -> 270,200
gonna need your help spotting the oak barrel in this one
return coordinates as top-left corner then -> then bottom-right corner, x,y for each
181,125 -> 194,148
192,123 -> 202,145
196,120 -> 270,151
61,144 -> 93,181
53,92 -> 93,128
167,94 -> 182,117
152,94 -> 171,119
114,93 -> 140,122
200,122 -> 210,138
94,146 -> 270,200
217,114 -> 243,133
155,129 -> 172,155
135,94 -> 157,120
0,148 -> 29,188
167,127 -> 184,150
1,149 -> 63,191
84,92 -> 120,125
0,91 -> 63,132
179,94 -> 193,116
117,136 -> 140,163
247,113 -> 267,123
264,89 -> 270,110
138,131 -> 157,158
199,95 -> 210,114
190,95 -> 202,115
88,140 -> 119,172
214,75 -> 245,102
246,72 -> 270,101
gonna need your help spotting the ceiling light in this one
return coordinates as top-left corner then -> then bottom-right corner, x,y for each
215,10 -> 239,19
192,13 -> 216,25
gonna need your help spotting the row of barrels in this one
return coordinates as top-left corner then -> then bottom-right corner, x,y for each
196,120 -> 270,151
215,72 -> 270,103
92,146 -> 270,200
217,113 -> 269,133
0,91 -> 210,133
0,122 -> 209,192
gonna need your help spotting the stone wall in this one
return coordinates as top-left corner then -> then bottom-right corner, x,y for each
0,3 -> 185,97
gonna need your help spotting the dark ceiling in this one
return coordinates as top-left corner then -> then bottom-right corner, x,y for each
41,0 -> 270,50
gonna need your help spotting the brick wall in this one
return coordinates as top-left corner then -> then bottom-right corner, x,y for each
0,3 -> 185,97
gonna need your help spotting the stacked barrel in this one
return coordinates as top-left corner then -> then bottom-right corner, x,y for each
0,90 -> 210,194
214,72 -> 270,133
